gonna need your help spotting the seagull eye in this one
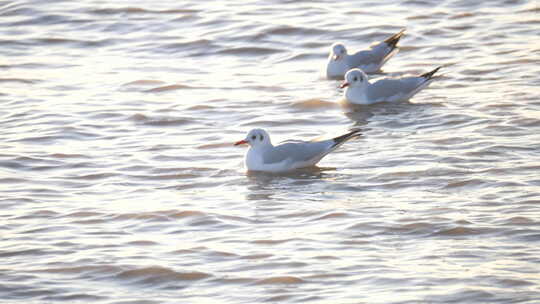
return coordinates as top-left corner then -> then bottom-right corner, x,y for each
353,76 -> 358,81
251,135 -> 256,140
259,135 -> 264,141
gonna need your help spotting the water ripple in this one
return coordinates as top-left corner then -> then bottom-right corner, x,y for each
1,0 -> 539,303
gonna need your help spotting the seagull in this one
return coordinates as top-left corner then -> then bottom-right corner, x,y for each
340,66 -> 442,105
326,29 -> 405,79
234,128 -> 361,173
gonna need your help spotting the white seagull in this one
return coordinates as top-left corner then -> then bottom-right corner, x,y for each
234,128 -> 361,173
326,29 -> 405,79
340,67 -> 442,105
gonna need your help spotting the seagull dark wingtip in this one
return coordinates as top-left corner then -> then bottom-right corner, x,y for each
384,29 -> 406,48
420,66 -> 442,80
331,129 -> 362,147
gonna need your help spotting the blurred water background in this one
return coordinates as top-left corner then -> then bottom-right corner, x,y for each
1,0 -> 539,303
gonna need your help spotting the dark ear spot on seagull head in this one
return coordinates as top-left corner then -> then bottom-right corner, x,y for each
354,73 -> 363,82
242,128 -> 270,147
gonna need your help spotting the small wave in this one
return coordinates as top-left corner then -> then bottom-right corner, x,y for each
112,212 -> 171,222
16,210 -> 59,219
0,177 -> 25,183
506,117 -> 540,127
186,104 -> 215,111
251,238 -> 296,245
401,0 -> 435,7
238,255 -> 275,263
129,114 -> 194,126
169,210 -> 206,218
0,248 -> 48,258
144,84 -> 197,93
255,276 -> 305,285
275,210 -> 321,219
519,233 -> 540,242
32,37 -> 112,48
257,24 -> 326,40
123,80 -> 165,86
37,38 -> 81,44
129,113 -> 148,121
432,226 -> 483,237
160,39 -> 213,52
170,248 -> 199,255
390,222 -> 435,235
501,216 -> 535,226
0,78 -> 37,84
71,173 -> 116,181
33,265 -> 121,275
290,98 -> 338,110
10,14 -> 67,26
240,119 -> 287,127
312,212 -> 349,221
448,12 -> 475,19
90,7 -> 199,15
518,6 -> 540,13
312,255 -> 340,261
433,289 -> 495,303
50,153 -> 89,159
443,178 -> 486,189
127,240 -> 159,246
201,249 -> 238,258
142,173 -> 199,180
497,278 -> 536,287
243,85 -> 285,92
65,211 -> 103,218
264,295 -> 293,302
17,135 -> 63,143
42,293 -> 105,302
0,5 -> 38,17
188,217 -> 223,227
115,266 -> 210,284
276,53 -> 322,63
217,47 -> 283,56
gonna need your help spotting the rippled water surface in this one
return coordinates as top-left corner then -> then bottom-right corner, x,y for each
1,0 -> 540,303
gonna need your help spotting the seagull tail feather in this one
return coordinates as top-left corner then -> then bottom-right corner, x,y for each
332,129 -> 362,148
420,66 -> 442,80
384,28 -> 406,49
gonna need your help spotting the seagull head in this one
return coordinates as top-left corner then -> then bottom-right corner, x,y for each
340,68 -> 368,89
234,128 -> 271,147
330,43 -> 347,61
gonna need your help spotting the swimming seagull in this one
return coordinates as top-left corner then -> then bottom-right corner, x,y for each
234,128 -> 361,173
340,66 -> 442,105
326,29 -> 406,79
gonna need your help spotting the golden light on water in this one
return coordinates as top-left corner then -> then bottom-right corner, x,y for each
1,0 -> 539,303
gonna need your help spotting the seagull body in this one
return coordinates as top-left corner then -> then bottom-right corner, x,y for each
234,129 -> 360,173
326,29 -> 405,79
341,67 -> 442,105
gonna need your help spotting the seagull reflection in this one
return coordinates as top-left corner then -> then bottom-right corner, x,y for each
244,166 -> 336,201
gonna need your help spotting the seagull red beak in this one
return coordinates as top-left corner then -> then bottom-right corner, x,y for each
333,54 -> 340,61
339,82 -> 349,89
234,139 -> 248,146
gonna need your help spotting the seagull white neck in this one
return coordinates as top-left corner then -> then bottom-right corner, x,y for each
245,143 -> 272,171
345,84 -> 369,105
327,57 -> 350,78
